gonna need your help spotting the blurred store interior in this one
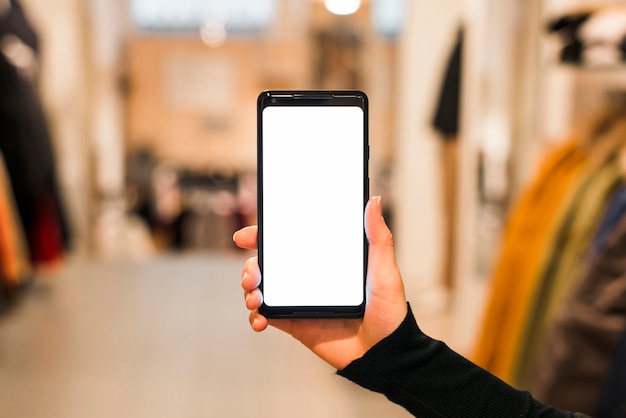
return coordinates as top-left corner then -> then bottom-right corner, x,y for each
2,0 -> 626,416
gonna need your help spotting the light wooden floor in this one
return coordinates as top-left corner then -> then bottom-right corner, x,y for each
0,252 -> 413,418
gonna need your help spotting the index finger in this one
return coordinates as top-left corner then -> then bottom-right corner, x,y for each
233,225 -> 258,250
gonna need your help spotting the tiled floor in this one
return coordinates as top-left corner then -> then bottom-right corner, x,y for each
0,252 -> 414,418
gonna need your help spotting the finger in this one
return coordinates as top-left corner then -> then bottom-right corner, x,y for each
241,257 -> 261,291
244,288 -> 263,310
249,310 -> 269,332
233,226 -> 258,250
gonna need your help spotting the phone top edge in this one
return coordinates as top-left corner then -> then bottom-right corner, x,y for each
258,90 -> 368,108
259,89 -> 367,96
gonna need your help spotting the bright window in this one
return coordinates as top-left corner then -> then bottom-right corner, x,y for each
130,0 -> 277,33
371,0 -> 407,39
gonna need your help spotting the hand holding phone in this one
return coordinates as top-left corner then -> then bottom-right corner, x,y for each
234,196 -> 409,370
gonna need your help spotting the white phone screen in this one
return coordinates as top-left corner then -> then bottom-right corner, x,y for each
261,105 -> 366,307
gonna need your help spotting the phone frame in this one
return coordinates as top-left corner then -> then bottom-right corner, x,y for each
256,90 -> 369,318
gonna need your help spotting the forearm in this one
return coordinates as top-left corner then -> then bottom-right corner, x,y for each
338,304 -> 582,418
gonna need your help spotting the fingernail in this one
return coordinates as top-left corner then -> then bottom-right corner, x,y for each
232,231 -> 238,242
372,195 -> 382,211
241,272 -> 248,285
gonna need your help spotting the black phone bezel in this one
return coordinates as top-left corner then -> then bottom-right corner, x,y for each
256,90 -> 369,319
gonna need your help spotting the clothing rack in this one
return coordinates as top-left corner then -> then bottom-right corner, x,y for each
0,0 -> 69,310
471,9 -> 626,411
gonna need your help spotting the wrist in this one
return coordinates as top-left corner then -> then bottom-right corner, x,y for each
337,303 -> 412,370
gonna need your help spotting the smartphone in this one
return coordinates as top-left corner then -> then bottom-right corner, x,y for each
257,90 -> 369,318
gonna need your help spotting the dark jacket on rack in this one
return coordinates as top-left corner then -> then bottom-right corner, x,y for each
529,209 -> 626,415
596,326 -> 626,417
0,0 -> 70,264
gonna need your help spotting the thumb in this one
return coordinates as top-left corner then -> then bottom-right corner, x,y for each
365,196 -> 394,249
364,195 -> 403,288
363,196 -> 407,333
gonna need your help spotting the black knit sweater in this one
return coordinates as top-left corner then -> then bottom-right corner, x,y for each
338,304 -> 589,418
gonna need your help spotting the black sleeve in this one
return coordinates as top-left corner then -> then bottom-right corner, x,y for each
338,304 -> 584,418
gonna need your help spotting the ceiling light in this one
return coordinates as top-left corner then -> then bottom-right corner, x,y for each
324,0 -> 361,16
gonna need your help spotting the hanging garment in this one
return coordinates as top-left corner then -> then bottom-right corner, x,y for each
0,0 -> 39,53
432,26 -> 463,139
596,326 -> 626,418
546,12 -> 591,64
547,7 -> 626,66
513,158 -> 624,387
0,29 -> 70,264
471,139 -> 588,381
528,212 -> 626,415
0,152 -> 30,287
589,184 -> 626,259
28,192 -> 65,265
432,26 -> 464,291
